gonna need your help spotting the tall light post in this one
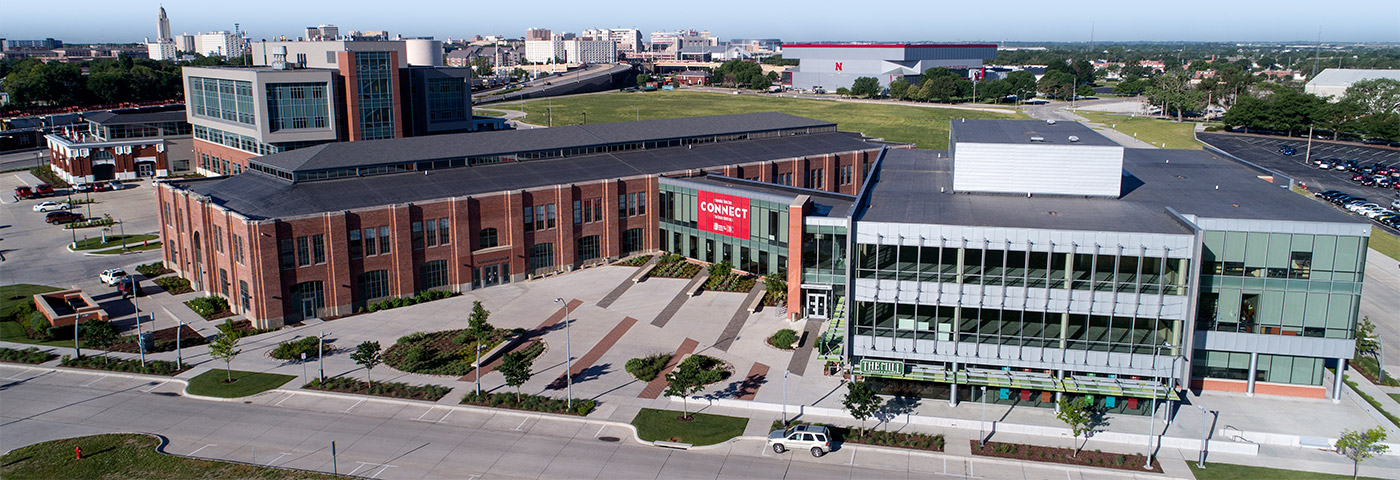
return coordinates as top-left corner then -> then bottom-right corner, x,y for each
782,369 -> 790,425
74,315 -> 82,359
318,331 -> 327,382
475,333 -> 482,396
1198,403 -> 1211,468
980,385 -> 988,447
301,352 -> 308,384
176,318 -> 184,370
133,279 -> 145,367
555,297 -> 572,409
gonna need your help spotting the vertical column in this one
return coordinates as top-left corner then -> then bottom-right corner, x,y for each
1332,358 -> 1347,403
786,200 -> 805,318
950,361 -> 960,406
1246,352 -> 1258,396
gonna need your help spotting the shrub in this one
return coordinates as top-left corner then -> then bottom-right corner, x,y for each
61,354 -> 181,375
382,327 -> 512,376
768,329 -> 798,349
185,296 -> 230,318
460,391 -> 597,416
269,336 -> 322,360
27,312 -> 53,340
78,320 -> 121,348
135,261 -> 171,278
0,347 -> 57,364
625,353 -> 673,381
154,276 -> 193,294
304,376 -> 451,401
708,260 -> 733,279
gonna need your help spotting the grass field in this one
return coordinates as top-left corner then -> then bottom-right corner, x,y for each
70,234 -> 159,251
1187,461 -> 1383,480
93,241 -> 162,255
185,369 -> 297,398
504,90 -> 1025,149
474,109 -> 509,117
1071,110 -> 1204,149
1370,227 -> 1400,262
0,434 -> 340,479
2,284 -> 61,319
631,408 -> 749,446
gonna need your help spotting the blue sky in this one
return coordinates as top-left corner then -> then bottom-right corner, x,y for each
2,0 -> 1396,44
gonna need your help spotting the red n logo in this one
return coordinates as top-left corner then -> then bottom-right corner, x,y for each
834,62 -> 843,71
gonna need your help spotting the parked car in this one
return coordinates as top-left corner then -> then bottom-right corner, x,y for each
34,184 -> 54,196
115,277 -> 145,298
767,424 -> 832,457
14,186 -> 35,199
45,211 -> 83,224
99,268 -> 128,286
1316,160 -> 1332,169
108,180 -> 126,190
32,201 -> 70,212
73,183 -> 93,193
1278,145 -> 1297,155
90,182 -> 109,192
1314,189 -> 1341,198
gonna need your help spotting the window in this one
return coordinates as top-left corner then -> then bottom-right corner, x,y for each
358,270 -> 390,300
479,228 -> 498,249
628,193 -> 637,217
349,229 -> 363,258
232,234 -> 245,264
162,202 -> 172,225
524,206 -> 535,232
622,228 -> 644,255
412,221 -> 425,250
636,193 -> 646,215
806,168 -> 823,189
219,268 -> 230,296
425,220 -> 438,247
573,200 -> 583,225
296,236 -> 310,267
591,198 -> 602,222
279,239 -> 295,269
619,194 -> 627,216
840,165 -> 853,186
312,234 -> 325,264
364,227 -> 377,255
438,218 -> 450,245
775,172 -> 793,186
239,280 -> 251,312
212,225 -> 223,252
577,235 -> 601,262
419,260 -> 449,290
528,243 -> 554,271
546,204 -> 556,229
378,226 -> 391,254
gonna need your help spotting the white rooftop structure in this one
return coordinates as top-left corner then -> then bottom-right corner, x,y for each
1304,68 -> 1400,98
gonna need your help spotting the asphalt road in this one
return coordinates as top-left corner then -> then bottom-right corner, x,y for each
0,148 -> 46,173
0,366 -> 1141,480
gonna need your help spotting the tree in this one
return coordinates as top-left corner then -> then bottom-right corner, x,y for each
851,77 -> 881,98
663,356 -> 711,419
841,381 -> 883,437
978,79 -> 1010,103
1114,77 -> 1149,96
1038,71 -> 1076,101
468,300 -> 494,336
1355,316 -> 1380,359
1005,71 -> 1037,102
889,78 -> 911,100
1343,78 -> 1400,116
1336,426 -> 1388,480
750,75 -> 772,91
350,341 -> 382,386
636,73 -> 652,87
498,350 -> 534,402
208,325 -> 242,383
1055,396 -> 1093,457
1145,71 -> 1205,121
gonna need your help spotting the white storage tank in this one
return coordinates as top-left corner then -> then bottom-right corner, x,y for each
404,38 -> 443,67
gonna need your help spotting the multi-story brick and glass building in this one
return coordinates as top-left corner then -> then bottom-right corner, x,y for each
45,107 -> 192,183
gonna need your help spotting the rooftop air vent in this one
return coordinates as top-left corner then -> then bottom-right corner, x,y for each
1068,136 -> 1080,142
1030,136 -> 1046,142
1046,119 -> 1057,125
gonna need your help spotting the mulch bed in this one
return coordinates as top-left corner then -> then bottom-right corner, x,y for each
222,319 -> 276,336
106,324 -> 206,354
650,260 -> 702,279
701,273 -> 756,293
970,440 -> 1161,473
303,377 -> 451,402
615,255 -> 653,267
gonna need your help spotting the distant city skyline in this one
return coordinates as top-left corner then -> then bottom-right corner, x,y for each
1,0 -> 1396,45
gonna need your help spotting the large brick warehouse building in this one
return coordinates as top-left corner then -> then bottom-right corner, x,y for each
156,113 -> 885,328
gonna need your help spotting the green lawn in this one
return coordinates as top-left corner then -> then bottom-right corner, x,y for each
505,90 -> 1025,149
1391,393 -> 1400,404
0,433 -> 341,479
71,234 -> 159,251
631,408 -> 749,446
0,321 -> 79,348
93,241 -> 163,255
1072,110 -> 1204,149
1187,461 -> 1384,480
1370,227 -> 1400,263
1,284 -> 62,320
475,109 -> 509,117
185,369 -> 297,398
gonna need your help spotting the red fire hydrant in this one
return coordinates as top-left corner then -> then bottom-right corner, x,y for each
75,446 -> 82,460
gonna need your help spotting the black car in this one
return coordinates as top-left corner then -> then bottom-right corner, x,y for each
44,211 -> 83,224
1279,145 -> 1297,155
116,277 -> 145,298
1314,189 -> 1341,198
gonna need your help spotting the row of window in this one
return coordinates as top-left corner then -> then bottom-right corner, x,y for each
280,235 -> 326,269
189,76 -> 255,125
853,302 -> 1178,355
856,245 -> 1191,295
349,226 -> 393,259
1190,350 -> 1324,386
620,193 -> 646,217
200,153 -> 242,176
575,198 -> 604,225
411,218 -> 451,250
524,204 -> 557,232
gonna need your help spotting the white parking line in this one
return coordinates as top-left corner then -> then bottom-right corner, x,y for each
273,393 -> 295,406
514,417 -> 530,431
4,368 -> 34,380
265,452 -> 290,466
437,409 -> 452,424
80,376 -> 104,387
414,407 -> 438,421
189,444 -> 216,456
758,443 -> 770,457
371,465 -> 396,478
343,399 -> 365,413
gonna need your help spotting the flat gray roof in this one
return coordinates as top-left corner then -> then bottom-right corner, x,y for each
859,148 -> 1362,234
84,109 -> 188,125
254,112 -> 836,173
182,132 -> 876,220
952,119 -> 1119,147
665,174 -> 855,217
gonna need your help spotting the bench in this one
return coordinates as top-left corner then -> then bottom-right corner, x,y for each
653,441 -> 692,450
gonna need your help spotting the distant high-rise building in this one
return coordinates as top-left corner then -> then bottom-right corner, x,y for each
304,25 -> 340,41
156,6 -> 172,42
192,31 -> 247,57
582,28 -> 641,53
525,28 -> 552,41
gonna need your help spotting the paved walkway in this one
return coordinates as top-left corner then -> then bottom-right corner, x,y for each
650,270 -> 707,328
714,283 -> 765,351
548,316 -> 637,390
639,338 -> 699,399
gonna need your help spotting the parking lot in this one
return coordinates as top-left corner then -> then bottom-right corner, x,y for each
1199,132 -> 1400,233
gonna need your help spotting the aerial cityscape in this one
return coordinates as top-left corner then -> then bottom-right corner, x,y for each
1,2 -> 1398,479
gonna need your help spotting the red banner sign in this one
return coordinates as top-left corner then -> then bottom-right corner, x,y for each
698,190 -> 751,239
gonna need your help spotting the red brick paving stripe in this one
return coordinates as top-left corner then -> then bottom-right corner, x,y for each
736,362 -> 770,401
547,316 -> 638,390
459,298 -> 582,381
638,337 -> 699,399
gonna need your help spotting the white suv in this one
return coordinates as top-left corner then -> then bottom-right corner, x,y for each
767,424 -> 832,457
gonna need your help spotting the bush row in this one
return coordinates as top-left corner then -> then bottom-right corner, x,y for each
61,354 -> 182,375
768,329 -> 797,350
771,420 -> 945,451
303,377 -> 451,401
357,290 -> 457,314
154,276 -> 192,294
135,261 -> 172,278
460,391 -> 596,416
0,347 -> 57,364
616,255 -> 652,266
270,336 -> 324,360
185,296 -> 230,319
383,327 -> 514,376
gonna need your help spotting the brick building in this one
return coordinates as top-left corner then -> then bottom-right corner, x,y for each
156,113 -> 885,328
45,108 -> 191,183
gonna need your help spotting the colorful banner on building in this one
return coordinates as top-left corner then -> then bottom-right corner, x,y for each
697,190 -> 750,239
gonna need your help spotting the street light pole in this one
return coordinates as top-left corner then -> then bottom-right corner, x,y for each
556,297 -> 572,409
74,316 -> 81,359
782,369 -> 790,425
134,280 -> 145,367
176,318 -> 184,370
318,331 -> 326,382
1198,404 -> 1210,468
980,385 -> 987,447
302,352 -> 308,384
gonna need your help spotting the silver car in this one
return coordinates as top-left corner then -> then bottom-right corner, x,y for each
767,424 -> 831,457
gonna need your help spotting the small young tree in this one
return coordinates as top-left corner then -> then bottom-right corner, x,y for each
1336,426 -> 1389,480
841,381 -> 883,437
1355,316 -> 1379,359
468,300 -> 494,336
207,329 -> 242,383
1056,396 -> 1093,457
664,358 -> 707,420
498,350 -> 534,402
350,341 -> 382,387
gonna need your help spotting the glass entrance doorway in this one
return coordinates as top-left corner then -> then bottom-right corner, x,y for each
806,290 -> 828,319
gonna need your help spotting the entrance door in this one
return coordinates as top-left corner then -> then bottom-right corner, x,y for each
806,291 -> 828,319
137,163 -> 154,177
91,164 -> 116,181
483,264 -> 501,287
300,294 -> 317,319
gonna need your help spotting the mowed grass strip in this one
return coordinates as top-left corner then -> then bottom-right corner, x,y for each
631,408 -> 748,446
1071,110 -> 1204,149
1370,227 -> 1400,263
185,369 -> 296,398
0,434 -> 341,479
1187,461 -> 1385,480
507,90 -> 1024,149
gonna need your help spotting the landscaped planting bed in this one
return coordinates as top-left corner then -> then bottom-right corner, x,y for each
0,347 -> 57,364
625,352 -> 673,381
767,329 -> 797,350
702,273 -> 756,293
970,440 -> 1160,473
60,354 -> 184,376
357,289 -> 457,314
303,377 -> 452,401
772,420 -> 944,451
270,336 -> 327,360
0,434 -> 342,480
649,255 -> 701,279
104,324 -> 206,354
616,255 -> 652,266
153,276 -> 192,294
218,319 -> 277,337
678,354 -> 731,384
184,296 -> 232,320
460,391 -> 597,416
135,261 -> 172,278
384,327 -> 516,376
